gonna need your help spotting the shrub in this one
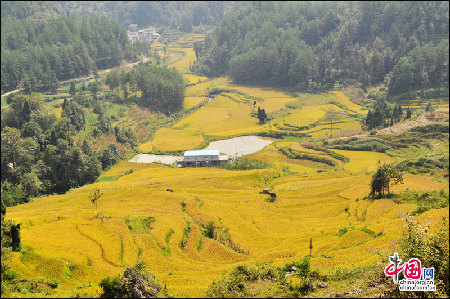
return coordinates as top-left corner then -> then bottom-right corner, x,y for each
411,124 -> 449,133
281,147 -> 337,167
204,221 -> 215,239
220,159 -> 270,170
338,225 -> 354,237
395,190 -> 449,215
124,169 -> 134,175
179,219 -> 191,249
196,236 -> 204,251
303,143 -> 349,162
206,264 -> 293,298
99,268 -> 167,298
257,131 -> 310,139
142,216 -> 155,229
99,277 -> 122,298
133,261 -> 146,272
297,256 -> 311,278
329,137 -> 392,152
328,266 -> 370,281
165,229 -> 174,244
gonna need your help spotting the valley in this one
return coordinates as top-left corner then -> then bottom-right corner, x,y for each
4,32 -> 449,298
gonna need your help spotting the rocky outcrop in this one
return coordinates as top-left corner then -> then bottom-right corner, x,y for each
100,268 -> 164,298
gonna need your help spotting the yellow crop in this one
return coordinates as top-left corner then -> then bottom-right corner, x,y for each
330,149 -> 394,172
183,74 -> 208,85
152,128 -> 205,151
170,95 -> 262,137
138,141 -> 153,152
329,91 -> 364,113
6,161 -> 447,297
169,47 -> 196,73
282,105 -> 328,127
3,34 -> 448,298
184,96 -> 206,110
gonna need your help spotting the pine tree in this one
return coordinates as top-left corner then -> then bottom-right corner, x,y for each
22,100 -> 31,123
406,108 -> 412,119
397,105 -> 403,120
82,140 -> 91,155
366,110 -> 373,129
392,106 -> 398,120
69,82 -> 76,96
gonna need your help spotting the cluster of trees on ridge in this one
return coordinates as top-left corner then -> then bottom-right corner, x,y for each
192,1 -> 449,95
105,63 -> 185,114
1,12 -> 145,94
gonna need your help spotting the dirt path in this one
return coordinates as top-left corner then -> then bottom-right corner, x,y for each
376,108 -> 449,135
1,88 -> 24,98
1,57 -> 149,98
327,108 -> 448,142
59,57 -> 149,84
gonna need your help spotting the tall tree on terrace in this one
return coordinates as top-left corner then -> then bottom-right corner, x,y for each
370,163 -> 404,198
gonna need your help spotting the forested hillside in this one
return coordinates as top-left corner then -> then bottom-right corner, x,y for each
1,92 -> 102,206
53,1 -> 235,33
0,1 -> 59,20
1,3 -> 143,94
105,63 -> 185,114
193,2 -> 449,95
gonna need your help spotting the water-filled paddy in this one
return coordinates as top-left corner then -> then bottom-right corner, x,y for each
128,154 -> 178,165
204,135 -> 272,157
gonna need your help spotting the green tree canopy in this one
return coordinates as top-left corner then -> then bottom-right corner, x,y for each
370,163 -> 404,198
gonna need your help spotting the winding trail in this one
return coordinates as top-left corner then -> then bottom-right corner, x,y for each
75,224 -> 122,268
1,57 -> 149,98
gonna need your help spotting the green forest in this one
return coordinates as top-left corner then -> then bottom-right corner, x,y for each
51,1 -> 235,32
193,2 -> 449,96
1,13 -> 142,93
105,64 -> 185,114
1,92 -> 103,205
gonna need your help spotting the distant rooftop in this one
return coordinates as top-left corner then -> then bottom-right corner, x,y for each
184,150 -> 220,157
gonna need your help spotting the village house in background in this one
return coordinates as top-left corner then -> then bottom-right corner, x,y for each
127,24 -> 160,44
177,150 -> 230,168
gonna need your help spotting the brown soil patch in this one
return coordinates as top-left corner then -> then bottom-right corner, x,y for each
376,108 -> 449,135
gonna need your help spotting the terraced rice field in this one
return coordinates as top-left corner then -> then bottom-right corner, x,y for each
329,91 -> 365,113
184,74 -> 208,85
281,104 -> 329,127
5,35 -> 448,298
304,118 -> 363,138
170,47 -> 196,72
6,157 -> 447,297
397,97 -> 449,109
172,95 -> 263,137
329,149 -> 394,172
184,96 -> 207,110
152,128 -> 205,151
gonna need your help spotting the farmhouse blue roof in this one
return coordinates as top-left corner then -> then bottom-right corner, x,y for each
184,150 -> 220,157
